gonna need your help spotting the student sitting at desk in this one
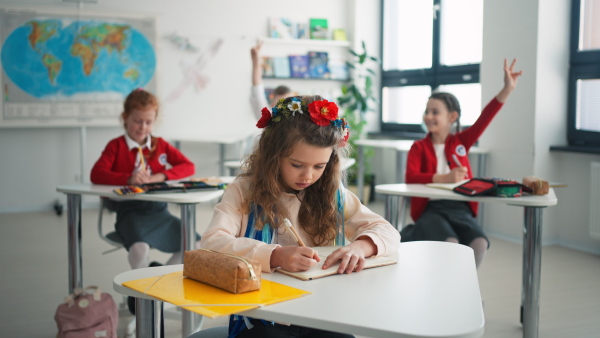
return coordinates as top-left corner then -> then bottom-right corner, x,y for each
90,89 -> 199,271
202,96 -> 400,337
404,59 -> 522,269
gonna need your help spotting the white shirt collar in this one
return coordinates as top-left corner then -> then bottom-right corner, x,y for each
124,133 -> 151,150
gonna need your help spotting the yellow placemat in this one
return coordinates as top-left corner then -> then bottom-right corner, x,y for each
123,271 -> 311,318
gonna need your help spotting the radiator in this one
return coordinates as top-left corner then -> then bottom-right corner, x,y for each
591,162 -> 600,239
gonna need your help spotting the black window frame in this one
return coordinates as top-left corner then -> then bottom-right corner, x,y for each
379,0 -> 480,138
567,0 -> 600,147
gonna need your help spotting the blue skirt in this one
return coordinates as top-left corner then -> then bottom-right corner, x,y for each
115,200 -> 199,253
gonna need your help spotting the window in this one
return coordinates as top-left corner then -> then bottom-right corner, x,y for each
380,0 -> 483,137
569,0 -> 600,147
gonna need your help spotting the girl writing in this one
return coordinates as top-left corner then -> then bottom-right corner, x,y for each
405,59 -> 522,268
91,89 -> 199,270
201,95 -> 400,337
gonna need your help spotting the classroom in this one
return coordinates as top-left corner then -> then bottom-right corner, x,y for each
0,0 -> 599,337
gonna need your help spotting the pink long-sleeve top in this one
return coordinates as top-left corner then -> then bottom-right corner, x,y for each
201,177 -> 400,273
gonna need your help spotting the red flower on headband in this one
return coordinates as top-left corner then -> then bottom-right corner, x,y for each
256,107 -> 272,128
308,99 -> 338,126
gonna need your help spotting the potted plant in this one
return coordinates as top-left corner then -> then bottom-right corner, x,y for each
337,41 -> 378,202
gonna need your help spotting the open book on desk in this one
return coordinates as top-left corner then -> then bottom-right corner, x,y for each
275,246 -> 397,281
426,179 -> 470,191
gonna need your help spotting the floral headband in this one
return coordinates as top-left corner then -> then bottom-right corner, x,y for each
256,98 -> 350,146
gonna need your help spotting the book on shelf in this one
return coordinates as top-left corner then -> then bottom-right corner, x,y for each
296,23 -> 309,39
308,51 -> 329,79
328,56 -> 349,81
261,56 -> 274,77
332,28 -> 347,41
288,55 -> 310,78
276,246 -> 397,281
309,18 -> 329,40
269,17 -> 295,39
272,56 -> 291,78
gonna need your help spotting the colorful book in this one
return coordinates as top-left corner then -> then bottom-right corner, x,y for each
308,51 -> 329,78
269,17 -> 295,39
273,56 -> 291,78
262,56 -> 274,77
288,55 -> 310,78
309,18 -> 328,40
296,23 -> 309,39
328,56 -> 349,80
276,246 -> 397,281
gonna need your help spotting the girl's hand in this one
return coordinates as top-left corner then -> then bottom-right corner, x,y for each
250,40 -> 263,65
503,58 -> 522,91
128,169 -> 150,185
148,173 -> 167,183
323,238 -> 377,274
447,166 -> 468,183
270,246 -> 320,272
496,58 -> 523,102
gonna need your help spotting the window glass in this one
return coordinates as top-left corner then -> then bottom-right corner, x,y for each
440,0 -> 483,65
383,0 -> 433,70
382,86 -> 431,124
576,78 -> 600,132
436,83 -> 481,126
580,0 -> 600,51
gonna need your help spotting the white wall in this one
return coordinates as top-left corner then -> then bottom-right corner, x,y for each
0,0 -> 353,212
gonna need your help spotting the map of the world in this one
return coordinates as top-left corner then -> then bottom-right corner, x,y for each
1,19 -> 156,98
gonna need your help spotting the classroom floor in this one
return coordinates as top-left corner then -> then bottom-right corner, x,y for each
0,199 -> 599,338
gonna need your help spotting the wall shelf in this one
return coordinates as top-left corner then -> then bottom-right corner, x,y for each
263,76 -> 349,82
263,38 -> 351,47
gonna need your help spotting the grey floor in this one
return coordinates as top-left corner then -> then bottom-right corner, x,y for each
1,199 -> 599,338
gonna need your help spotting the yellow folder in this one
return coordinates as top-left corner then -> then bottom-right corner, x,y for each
123,271 -> 311,318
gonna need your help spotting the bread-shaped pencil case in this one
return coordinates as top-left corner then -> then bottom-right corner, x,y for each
183,249 -> 261,294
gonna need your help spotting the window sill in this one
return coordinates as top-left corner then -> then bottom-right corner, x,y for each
550,145 -> 600,155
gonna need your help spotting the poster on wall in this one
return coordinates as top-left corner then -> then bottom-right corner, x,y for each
0,8 -> 157,127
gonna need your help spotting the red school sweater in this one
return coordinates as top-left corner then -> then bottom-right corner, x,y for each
90,136 -> 195,185
405,98 -> 504,221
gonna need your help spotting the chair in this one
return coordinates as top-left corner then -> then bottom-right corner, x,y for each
187,326 -> 229,338
97,198 -> 125,254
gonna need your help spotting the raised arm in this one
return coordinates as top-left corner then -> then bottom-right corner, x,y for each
251,40 -> 263,86
495,58 -> 523,103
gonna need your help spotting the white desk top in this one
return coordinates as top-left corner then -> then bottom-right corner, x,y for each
355,138 -> 489,154
56,177 -> 235,204
376,184 -> 557,207
113,241 -> 484,338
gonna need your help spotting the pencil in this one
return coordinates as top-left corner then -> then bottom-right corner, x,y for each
283,218 -> 306,247
138,147 -> 146,171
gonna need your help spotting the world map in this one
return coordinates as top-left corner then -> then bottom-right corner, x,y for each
1,19 -> 156,99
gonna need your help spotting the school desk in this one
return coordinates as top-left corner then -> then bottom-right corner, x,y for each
375,183 -> 558,338
354,139 -> 489,202
113,241 -> 485,338
55,182 -> 237,294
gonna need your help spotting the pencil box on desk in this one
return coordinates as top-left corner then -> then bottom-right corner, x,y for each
183,249 -> 261,294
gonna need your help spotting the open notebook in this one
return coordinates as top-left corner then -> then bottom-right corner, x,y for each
425,179 -> 470,191
276,246 -> 397,281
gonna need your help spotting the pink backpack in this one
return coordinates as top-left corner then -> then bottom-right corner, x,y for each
54,286 -> 118,338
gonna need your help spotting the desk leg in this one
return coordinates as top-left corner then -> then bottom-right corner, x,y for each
521,206 -> 544,338
180,203 -> 204,337
357,145 -> 365,202
66,193 -> 82,294
384,194 -> 399,230
396,150 -> 404,183
219,143 -> 226,176
136,298 -> 161,338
